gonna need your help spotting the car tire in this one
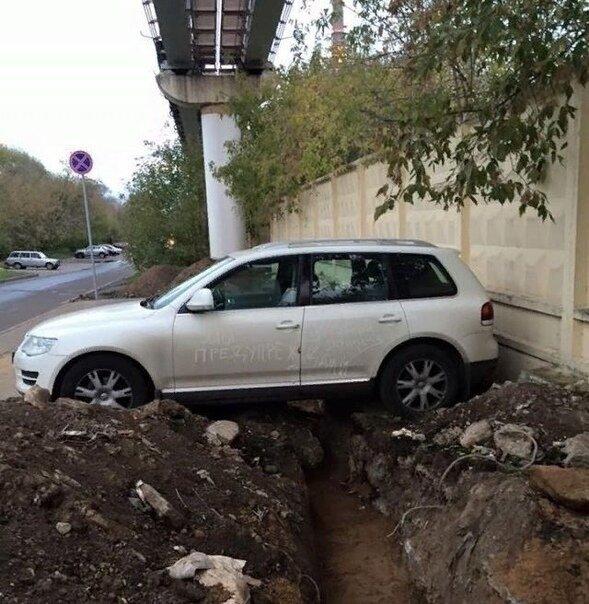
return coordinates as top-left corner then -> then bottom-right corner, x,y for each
13,262 -> 23,270
75,253 -> 83,259
99,252 -> 106,259
59,354 -> 152,409
45,262 -> 54,270
379,344 -> 459,417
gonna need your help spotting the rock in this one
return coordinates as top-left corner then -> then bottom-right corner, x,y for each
494,423 -> 535,460
287,399 -> 325,415
562,433 -> 589,468
459,420 -> 492,448
23,386 -> 50,409
206,420 -> 240,446
132,399 -> 190,421
434,426 -> 462,446
135,481 -> 185,529
391,428 -> 426,442
55,522 -> 71,535
528,465 -> 589,512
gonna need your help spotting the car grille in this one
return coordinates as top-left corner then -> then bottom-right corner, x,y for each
21,370 -> 39,386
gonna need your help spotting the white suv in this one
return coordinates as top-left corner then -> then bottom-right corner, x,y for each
12,240 -> 498,415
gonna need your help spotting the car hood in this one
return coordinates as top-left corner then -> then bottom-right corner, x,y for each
28,301 -> 152,338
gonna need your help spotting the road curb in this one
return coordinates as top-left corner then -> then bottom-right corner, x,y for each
0,272 -> 40,285
70,275 -> 133,302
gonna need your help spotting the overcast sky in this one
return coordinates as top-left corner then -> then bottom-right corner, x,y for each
0,1 -> 343,196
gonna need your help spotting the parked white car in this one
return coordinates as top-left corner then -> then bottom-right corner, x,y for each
74,245 -> 110,259
5,251 -> 60,270
13,239 -> 498,415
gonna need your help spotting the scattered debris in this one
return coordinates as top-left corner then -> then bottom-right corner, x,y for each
459,419 -> 492,448
206,420 -> 240,446
23,385 -> 50,409
561,432 -> 589,468
135,480 -> 185,529
528,465 -> 589,512
493,423 -> 535,460
55,522 -> 71,536
391,428 -> 426,442
168,551 -> 261,604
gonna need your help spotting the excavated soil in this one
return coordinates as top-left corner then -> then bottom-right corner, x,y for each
2,382 -> 588,603
348,382 -> 589,603
0,397 -> 317,603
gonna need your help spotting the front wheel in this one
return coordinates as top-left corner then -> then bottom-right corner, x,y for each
45,262 -> 54,270
59,354 -> 151,409
379,344 -> 459,417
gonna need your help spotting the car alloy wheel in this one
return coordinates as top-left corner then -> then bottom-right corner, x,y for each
395,358 -> 448,411
74,369 -> 133,408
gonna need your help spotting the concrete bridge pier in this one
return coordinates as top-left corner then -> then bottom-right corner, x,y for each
200,105 -> 245,259
157,74 -> 258,258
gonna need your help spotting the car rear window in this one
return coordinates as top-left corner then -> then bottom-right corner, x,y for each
391,254 -> 457,299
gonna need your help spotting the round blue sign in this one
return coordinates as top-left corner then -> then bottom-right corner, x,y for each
69,150 -> 93,175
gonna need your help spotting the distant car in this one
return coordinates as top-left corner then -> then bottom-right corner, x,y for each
101,244 -> 122,256
74,245 -> 109,259
4,251 -> 60,270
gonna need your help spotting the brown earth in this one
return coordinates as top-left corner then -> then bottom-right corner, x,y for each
101,258 -> 216,300
348,382 -> 589,603
0,397 -> 318,603
123,265 -> 182,298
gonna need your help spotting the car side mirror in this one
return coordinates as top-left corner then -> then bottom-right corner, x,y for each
186,288 -> 215,313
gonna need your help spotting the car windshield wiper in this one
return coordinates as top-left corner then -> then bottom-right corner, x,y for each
140,295 -> 158,309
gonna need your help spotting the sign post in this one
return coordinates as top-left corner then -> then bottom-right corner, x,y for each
69,150 -> 98,300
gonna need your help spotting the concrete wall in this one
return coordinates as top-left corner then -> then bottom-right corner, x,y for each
271,88 -> 589,378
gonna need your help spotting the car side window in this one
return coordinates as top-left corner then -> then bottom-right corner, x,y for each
311,253 -> 388,305
21,253 -> 30,259
391,254 -> 457,299
32,253 -> 41,259
210,256 -> 299,311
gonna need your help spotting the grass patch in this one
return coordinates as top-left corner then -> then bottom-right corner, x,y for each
0,267 -> 20,282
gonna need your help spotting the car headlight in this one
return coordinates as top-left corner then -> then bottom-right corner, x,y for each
21,335 -> 57,357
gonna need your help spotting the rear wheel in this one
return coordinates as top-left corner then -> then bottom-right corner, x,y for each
12,262 -> 23,270
75,253 -> 84,259
59,354 -> 151,409
379,344 -> 459,417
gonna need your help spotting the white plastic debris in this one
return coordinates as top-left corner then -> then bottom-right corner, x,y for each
167,552 -> 261,604
390,428 -> 426,442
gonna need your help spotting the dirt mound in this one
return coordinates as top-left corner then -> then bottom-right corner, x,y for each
124,265 -> 182,298
0,397 -> 317,602
349,382 -> 589,602
169,258 -> 215,288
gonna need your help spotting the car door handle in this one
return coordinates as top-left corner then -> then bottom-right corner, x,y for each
275,321 -> 301,330
379,314 -> 403,324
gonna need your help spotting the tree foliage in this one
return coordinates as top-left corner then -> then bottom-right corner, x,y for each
122,140 -> 208,269
216,58 -> 396,238
220,0 -> 588,230
0,145 -> 121,258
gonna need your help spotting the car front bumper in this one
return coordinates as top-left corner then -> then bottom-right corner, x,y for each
12,349 -> 62,396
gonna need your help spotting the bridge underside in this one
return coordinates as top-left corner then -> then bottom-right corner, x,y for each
145,0 -> 291,256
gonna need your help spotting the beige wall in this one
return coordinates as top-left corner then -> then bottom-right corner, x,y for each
271,87 -> 589,377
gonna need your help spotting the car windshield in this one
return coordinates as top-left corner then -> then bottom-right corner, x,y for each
145,257 -> 234,310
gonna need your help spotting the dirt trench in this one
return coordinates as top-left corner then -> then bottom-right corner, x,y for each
306,414 -> 418,604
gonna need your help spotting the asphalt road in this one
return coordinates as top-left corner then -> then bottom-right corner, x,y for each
0,260 -> 134,333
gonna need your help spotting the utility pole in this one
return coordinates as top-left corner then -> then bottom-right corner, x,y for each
331,0 -> 345,50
